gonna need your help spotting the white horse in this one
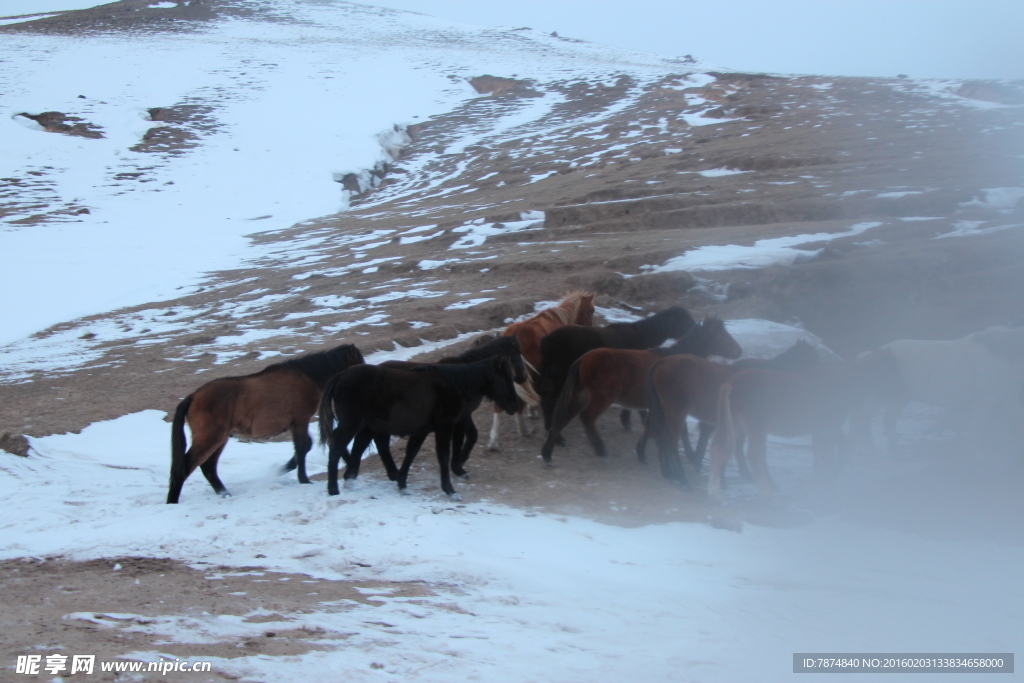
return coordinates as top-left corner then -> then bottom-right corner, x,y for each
857,324 -> 1024,456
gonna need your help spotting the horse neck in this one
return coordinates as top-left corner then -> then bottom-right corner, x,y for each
545,305 -> 574,326
667,328 -> 711,358
303,353 -> 357,389
633,313 -> 685,346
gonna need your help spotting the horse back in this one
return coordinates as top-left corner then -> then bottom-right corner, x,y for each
331,365 -> 469,436
728,366 -> 858,436
506,310 -> 569,370
187,368 -> 319,438
882,338 -> 989,406
649,355 -> 735,423
579,348 -> 662,407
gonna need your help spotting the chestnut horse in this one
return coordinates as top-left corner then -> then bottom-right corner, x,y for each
540,316 -> 742,462
488,291 -> 595,450
167,343 -> 364,503
642,341 -> 821,485
706,362 -> 872,498
537,305 -> 697,434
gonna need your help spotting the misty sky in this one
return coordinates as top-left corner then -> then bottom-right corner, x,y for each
2,0 -> 1021,79
375,0 -> 1024,80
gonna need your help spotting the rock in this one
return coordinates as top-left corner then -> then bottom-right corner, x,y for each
0,433 -> 30,457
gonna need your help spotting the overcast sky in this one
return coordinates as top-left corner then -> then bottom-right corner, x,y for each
374,0 -> 1024,80
2,0 -> 1022,80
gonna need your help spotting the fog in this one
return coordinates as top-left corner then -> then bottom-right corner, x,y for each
377,0 -> 1024,79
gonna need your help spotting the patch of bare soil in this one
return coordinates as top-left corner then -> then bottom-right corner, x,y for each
0,556 -> 436,682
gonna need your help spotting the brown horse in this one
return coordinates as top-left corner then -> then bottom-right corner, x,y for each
540,316 -> 741,462
167,343 -> 365,503
643,341 -> 821,485
707,362 -> 870,498
488,291 -> 595,450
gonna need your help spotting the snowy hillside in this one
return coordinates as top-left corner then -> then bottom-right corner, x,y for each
2,1 -> 1024,681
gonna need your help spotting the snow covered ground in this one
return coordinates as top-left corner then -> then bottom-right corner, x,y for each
0,0 -> 692,347
3,3 -> 1022,680
2,321 -> 1021,682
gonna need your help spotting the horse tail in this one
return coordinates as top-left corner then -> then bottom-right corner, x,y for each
708,380 -> 737,495
318,373 -> 342,449
553,358 -> 583,431
168,394 -> 194,499
515,356 -> 541,407
644,363 -> 669,454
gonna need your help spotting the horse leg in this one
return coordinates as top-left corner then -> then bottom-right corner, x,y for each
580,410 -> 608,460
620,408 -> 633,431
636,412 -> 650,463
745,426 -> 777,498
656,415 -> 688,485
515,405 -> 532,437
167,433 -> 228,504
397,432 -> 429,493
690,421 -> 715,469
733,427 -> 754,481
453,419 -> 477,478
373,433 -> 399,481
342,429 -> 374,487
198,444 -> 230,497
290,423 -> 314,484
434,425 -> 459,499
487,406 -> 502,452
326,426 -> 349,496
540,386 -> 588,462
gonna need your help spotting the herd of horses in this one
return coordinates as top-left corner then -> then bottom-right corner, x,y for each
166,290 -> 1024,505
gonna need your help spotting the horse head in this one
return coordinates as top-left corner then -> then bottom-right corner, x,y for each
490,355 -> 521,415
575,293 -> 596,326
703,315 -> 743,360
501,335 -> 529,385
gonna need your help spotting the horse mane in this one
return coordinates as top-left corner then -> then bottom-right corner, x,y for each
266,343 -> 365,385
655,317 -> 708,356
729,339 -> 820,371
441,335 -> 520,364
630,305 -> 695,334
414,356 -> 506,395
539,290 -> 594,326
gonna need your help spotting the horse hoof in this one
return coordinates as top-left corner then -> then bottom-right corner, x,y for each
487,444 -> 500,452
399,487 -> 411,496
343,479 -> 355,489
219,491 -> 232,498
457,472 -> 470,480
449,493 -> 462,502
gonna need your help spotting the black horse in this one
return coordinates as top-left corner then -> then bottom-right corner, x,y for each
537,305 -> 696,433
318,355 -> 520,499
167,343 -> 364,504
282,336 -> 526,481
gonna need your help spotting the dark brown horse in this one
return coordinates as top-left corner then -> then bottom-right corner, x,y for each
643,341 -> 820,485
318,355 -> 520,499
351,335 -> 528,482
167,343 -> 365,504
707,362 -> 870,497
537,305 -> 697,434
489,291 -> 595,450
540,316 -> 742,462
